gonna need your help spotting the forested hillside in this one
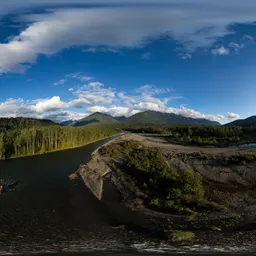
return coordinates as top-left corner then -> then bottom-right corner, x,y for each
0,125 -> 120,159
226,115 -> 256,127
0,117 -> 58,131
124,110 -> 220,126
73,112 -> 118,126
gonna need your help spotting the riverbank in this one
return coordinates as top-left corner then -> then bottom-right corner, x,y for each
77,133 -> 256,247
70,133 -> 126,199
0,132 -> 123,161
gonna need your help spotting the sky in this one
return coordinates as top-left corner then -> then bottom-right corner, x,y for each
0,0 -> 255,124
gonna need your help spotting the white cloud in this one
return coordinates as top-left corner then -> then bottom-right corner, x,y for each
53,79 -> 66,85
226,112 -> 240,121
33,96 -> 69,113
71,81 -> 115,105
1,2 -> 256,73
83,47 -> 122,54
179,53 -> 192,60
135,84 -> 172,95
0,74 -> 241,123
86,105 -> 139,117
66,72 -> 94,82
141,52 -> 152,60
0,98 -> 34,117
88,81 -> 104,87
211,46 -> 229,55
229,42 -> 244,53
41,111 -> 88,123
0,92 -> 234,124
68,98 -> 91,108
166,105 -> 225,122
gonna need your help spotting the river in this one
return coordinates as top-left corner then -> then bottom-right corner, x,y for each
0,137 -> 254,255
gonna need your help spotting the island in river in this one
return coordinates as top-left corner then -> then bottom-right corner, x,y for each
74,133 -> 256,248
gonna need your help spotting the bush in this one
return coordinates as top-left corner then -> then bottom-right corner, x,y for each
180,169 -> 204,202
149,198 -> 160,207
169,231 -> 195,242
165,200 -> 175,208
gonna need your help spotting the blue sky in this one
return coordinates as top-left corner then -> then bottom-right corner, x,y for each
0,1 -> 255,123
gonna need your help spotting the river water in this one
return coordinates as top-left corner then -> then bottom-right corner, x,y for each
0,137 -> 255,255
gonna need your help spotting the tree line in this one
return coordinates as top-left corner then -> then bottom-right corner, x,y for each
0,117 -> 57,132
0,125 -> 120,160
121,124 -> 254,145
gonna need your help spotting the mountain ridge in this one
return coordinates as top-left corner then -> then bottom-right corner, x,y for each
225,115 -> 256,127
0,117 -> 58,130
123,110 -> 221,126
63,110 -> 221,126
72,112 -> 118,126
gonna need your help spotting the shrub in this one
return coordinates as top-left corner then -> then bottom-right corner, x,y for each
240,160 -> 247,166
149,198 -> 160,207
169,231 -> 195,242
165,200 -> 175,208
180,169 -> 204,202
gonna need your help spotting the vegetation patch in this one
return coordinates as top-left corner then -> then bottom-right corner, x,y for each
106,141 -> 227,216
169,230 -> 195,242
0,125 -> 119,159
122,124 -> 256,146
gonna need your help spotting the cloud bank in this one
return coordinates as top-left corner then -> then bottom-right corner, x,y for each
0,1 -> 256,73
0,75 -> 239,123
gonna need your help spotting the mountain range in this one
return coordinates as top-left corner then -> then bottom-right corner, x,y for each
62,110 -> 221,127
1,112 -> 255,129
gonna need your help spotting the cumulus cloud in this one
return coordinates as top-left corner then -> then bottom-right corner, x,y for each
68,98 -> 91,108
0,75 -> 240,123
71,82 -> 115,105
0,98 -> 34,117
141,52 -> 152,60
41,111 -> 88,123
86,105 -> 140,117
1,2 -> 256,72
33,96 -> 69,113
211,46 -> 229,55
226,112 -> 240,121
53,79 -> 66,85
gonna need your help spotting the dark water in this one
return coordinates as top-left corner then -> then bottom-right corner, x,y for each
0,137 -> 146,254
0,137 -> 255,255
229,143 -> 256,148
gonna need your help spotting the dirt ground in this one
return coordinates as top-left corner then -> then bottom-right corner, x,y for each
115,133 -> 256,155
